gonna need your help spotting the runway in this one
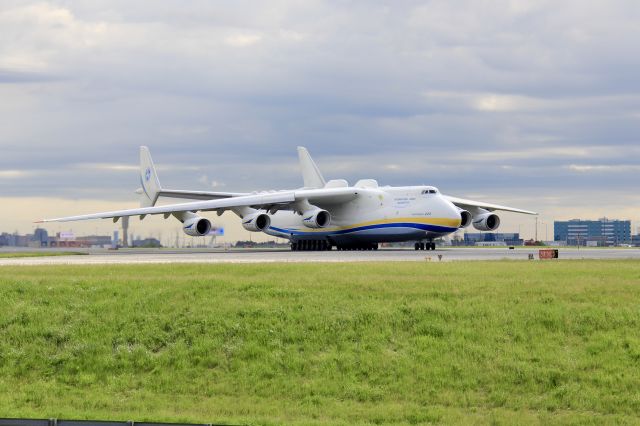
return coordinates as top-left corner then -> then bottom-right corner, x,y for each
1,247 -> 640,265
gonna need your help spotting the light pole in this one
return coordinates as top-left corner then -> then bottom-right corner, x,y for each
546,223 -> 548,242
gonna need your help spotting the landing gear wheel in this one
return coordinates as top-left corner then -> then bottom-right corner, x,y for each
431,242 -> 436,251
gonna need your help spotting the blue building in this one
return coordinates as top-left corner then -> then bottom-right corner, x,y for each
554,218 -> 631,246
463,232 -> 522,246
31,228 -> 49,247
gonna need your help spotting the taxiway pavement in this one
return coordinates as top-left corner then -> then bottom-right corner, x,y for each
1,247 -> 639,265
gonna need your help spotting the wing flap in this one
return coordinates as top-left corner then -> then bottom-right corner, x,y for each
444,195 -> 537,215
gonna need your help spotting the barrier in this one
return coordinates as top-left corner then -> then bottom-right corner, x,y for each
539,249 -> 559,259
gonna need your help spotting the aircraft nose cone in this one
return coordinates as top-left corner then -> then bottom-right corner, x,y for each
441,198 -> 462,228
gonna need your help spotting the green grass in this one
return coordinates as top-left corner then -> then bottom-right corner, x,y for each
1,261 -> 639,425
0,251 -> 86,258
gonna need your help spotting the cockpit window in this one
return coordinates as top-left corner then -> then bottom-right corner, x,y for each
422,189 -> 438,194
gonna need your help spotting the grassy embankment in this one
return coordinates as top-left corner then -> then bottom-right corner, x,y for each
1,261 -> 639,425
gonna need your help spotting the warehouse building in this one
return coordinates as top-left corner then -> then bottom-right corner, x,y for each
554,218 -> 631,246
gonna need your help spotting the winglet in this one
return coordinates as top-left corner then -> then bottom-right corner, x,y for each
139,146 -> 162,207
297,147 -> 326,189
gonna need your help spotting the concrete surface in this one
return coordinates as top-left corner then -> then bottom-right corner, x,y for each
1,247 -> 640,265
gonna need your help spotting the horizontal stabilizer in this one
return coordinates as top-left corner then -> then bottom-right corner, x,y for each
157,189 -> 246,201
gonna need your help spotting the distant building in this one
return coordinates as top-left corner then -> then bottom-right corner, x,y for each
463,232 -> 522,246
31,228 -> 49,247
76,235 -> 113,247
0,233 -> 29,247
632,234 -> 640,247
132,237 -> 162,248
0,233 -> 13,247
554,218 -> 631,246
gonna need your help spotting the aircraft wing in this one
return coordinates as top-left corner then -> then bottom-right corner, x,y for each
444,195 -> 537,215
39,187 -> 360,223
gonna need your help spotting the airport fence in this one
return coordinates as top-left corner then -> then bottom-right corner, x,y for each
0,419 -> 235,426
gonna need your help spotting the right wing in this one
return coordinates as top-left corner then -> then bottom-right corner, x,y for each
39,187 -> 361,223
444,195 -> 537,215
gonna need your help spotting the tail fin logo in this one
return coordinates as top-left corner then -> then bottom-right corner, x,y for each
145,168 -> 151,182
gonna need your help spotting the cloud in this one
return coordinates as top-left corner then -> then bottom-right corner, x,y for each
224,33 -> 263,47
0,170 -> 33,178
0,0 -> 639,238
567,164 -> 640,173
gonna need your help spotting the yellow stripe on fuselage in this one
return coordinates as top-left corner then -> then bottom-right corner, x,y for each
288,217 -> 461,233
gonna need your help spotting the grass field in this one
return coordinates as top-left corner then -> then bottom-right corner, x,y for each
1,261 -> 639,425
0,251 -> 86,258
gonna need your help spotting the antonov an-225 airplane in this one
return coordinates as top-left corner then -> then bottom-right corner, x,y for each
41,146 -> 536,251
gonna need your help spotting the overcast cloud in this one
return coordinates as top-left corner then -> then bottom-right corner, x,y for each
1,1 -> 639,239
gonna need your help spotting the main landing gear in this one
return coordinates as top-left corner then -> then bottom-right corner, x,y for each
291,240 -> 332,251
290,241 -> 380,251
415,242 -> 436,251
336,243 -> 379,251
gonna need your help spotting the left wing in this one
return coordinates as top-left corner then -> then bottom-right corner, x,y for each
39,187 -> 360,223
444,195 -> 537,215
153,189 -> 247,201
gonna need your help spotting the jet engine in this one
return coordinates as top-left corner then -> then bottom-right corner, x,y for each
458,209 -> 472,228
182,215 -> 212,236
302,209 -> 331,228
472,212 -> 501,231
242,212 -> 271,232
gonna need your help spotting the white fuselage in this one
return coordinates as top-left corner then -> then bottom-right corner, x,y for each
263,185 -> 462,244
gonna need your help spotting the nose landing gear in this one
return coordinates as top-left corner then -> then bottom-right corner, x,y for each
414,241 -> 436,251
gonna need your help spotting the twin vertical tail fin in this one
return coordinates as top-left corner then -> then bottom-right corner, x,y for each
139,146 -> 322,207
297,146 -> 326,189
139,146 -> 162,207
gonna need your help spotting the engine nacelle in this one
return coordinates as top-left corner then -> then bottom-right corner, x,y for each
302,209 -> 331,228
183,216 -> 212,236
472,212 -> 501,231
242,213 -> 271,232
458,209 -> 472,228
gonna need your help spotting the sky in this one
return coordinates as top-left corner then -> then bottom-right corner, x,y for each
1,0 -> 639,243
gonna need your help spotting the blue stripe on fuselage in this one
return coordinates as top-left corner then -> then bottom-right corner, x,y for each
269,222 -> 456,236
